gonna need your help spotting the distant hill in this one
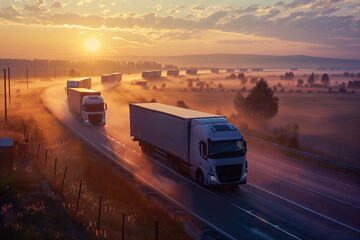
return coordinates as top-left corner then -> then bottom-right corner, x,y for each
123,54 -> 360,69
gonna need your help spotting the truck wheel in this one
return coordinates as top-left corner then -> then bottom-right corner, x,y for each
196,170 -> 204,186
140,143 -> 148,155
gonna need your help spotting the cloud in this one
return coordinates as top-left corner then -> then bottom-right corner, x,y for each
261,8 -> 281,20
167,9 -> 180,15
35,0 -> 46,7
153,4 -> 162,12
192,5 -> 205,12
0,0 -> 358,55
24,4 -> 49,15
235,5 -> 259,14
51,2 -> 63,8
0,5 -> 22,22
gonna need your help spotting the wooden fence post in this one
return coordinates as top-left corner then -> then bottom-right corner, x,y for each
98,196 -> 102,231
76,179 -> 83,211
61,165 -> 68,193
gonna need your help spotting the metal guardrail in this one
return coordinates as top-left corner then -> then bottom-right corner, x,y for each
245,135 -> 360,173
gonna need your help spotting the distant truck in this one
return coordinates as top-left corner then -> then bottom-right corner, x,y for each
101,73 -> 122,84
142,71 -> 161,79
186,69 -> 197,75
67,88 -> 107,126
211,68 -> 219,73
129,103 -> 247,186
66,77 -> 91,95
167,69 -> 180,76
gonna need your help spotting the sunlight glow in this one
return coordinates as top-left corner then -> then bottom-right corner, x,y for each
85,38 -> 100,52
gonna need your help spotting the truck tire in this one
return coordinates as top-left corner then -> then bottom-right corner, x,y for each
141,142 -> 153,157
196,169 -> 205,186
140,142 -> 148,155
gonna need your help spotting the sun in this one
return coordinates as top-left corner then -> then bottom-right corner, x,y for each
85,38 -> 100,52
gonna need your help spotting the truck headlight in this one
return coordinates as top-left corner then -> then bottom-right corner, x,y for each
242,172 -> 247,179
210,174 -> 217,182
85,119 -> 89,123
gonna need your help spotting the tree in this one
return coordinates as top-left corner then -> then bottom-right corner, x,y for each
237,73 -> 245,80
234,79 -> 279,122
250,77 -> 257,84
297,79 -> 304,87
284,72 -> 295,80
307,72 -> 315,85
187,79 -> 193,88
321,73 -> 330,85
233,90 -> 245,114
229,73 -> 236,79
273,85 -> 277,92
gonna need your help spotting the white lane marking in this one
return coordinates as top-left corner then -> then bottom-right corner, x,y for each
103,134 -> 301,240
249,152 -> 360,191
250,167 -> 360,209
248,183 -> 360,233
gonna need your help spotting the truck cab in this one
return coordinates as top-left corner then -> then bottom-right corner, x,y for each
81,95 -> 107,126
190,118 -> 247,186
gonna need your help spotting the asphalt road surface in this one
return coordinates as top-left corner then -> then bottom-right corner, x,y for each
41,78 -> 360,240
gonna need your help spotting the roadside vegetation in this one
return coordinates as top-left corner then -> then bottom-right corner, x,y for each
0,84 -> 193,240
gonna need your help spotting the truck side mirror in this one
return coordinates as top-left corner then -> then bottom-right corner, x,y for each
244,141 -> 247,153
65,87 -> 67,91
82,104 -> 85,111
104,103 -> 108,111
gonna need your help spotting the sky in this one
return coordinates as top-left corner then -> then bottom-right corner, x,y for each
0,0 -> 359,59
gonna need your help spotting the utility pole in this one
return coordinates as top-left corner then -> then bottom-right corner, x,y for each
7,67 -> 11,107
26,66 -> 29,91
3,69 -> 7,133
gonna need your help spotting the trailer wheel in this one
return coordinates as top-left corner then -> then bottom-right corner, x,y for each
196,169 -> 204,186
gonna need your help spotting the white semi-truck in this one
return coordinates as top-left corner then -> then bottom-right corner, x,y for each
67,88 -> 107,126
66,77 -> 91,95
129,103 -> 247,186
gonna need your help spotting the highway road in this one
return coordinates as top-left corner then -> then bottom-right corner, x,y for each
41,77 -> 360,239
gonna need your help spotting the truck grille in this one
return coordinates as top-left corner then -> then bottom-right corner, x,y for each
216,164 -> 242,183
88,114 -> 103,125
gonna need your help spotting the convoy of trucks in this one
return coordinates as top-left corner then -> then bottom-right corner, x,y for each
64,72 -> 248,186
67,88 -> 107,126
129,103 -> 247,186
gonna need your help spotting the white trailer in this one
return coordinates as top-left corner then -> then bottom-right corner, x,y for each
129,103 -> 248,186
66,77 -> 91,95
68,88 -> 107,126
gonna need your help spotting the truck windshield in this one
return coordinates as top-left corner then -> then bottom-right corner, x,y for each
85,104 -> 104,112
208,139 -> 246,159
